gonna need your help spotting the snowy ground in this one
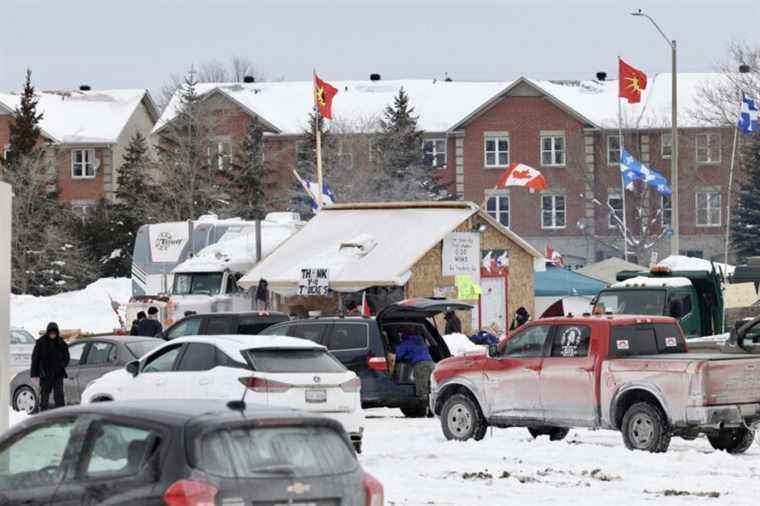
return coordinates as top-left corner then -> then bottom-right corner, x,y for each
7,405 -> 759,504
10,278 -> 131,335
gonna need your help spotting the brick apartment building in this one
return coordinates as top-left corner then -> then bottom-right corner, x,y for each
155,73 -> 735,265
0,88 -> 158,211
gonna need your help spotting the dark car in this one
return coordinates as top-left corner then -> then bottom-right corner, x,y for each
0,400 -> 383,506
10,335 -> 163,414
261,298 -> 472,417
162,311 -> 290,340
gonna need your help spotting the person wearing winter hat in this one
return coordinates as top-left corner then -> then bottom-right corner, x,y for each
30,322 -> 70,411
137,306 -> 163,337
509,307 -> 530,331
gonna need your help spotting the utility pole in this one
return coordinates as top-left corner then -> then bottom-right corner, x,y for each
0,182 -> 12,434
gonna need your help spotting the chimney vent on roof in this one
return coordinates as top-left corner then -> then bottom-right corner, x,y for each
243,75 -> 255,83
444,72 -> 452,82
79,84 -> 91,91
369,73 -> 381,81
739,64 -> 751,74
595,72 -> 607,82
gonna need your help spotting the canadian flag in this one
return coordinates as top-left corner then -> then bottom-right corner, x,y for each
545,243 -> 564,267
495,163 -> 549,192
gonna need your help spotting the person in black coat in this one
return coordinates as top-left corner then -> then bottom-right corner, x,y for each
136,306 -> 163,337
444,311 -> 462,335
30,322 -> 70,411
509,307 -> 530,331
130,311 -> 146,336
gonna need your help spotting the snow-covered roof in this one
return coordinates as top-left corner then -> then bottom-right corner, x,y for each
657,255 -> 734,276
155,73 -> 729,136
0,89 -> 156,144
240,201 -> 541,294
612,276 -> 693,288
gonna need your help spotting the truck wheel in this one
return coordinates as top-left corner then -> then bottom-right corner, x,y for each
621,402 -> 671,453
440,394 -> 486,442
400,402 -> 428,418
707,428 -> 755,454
528,427 -> 569,441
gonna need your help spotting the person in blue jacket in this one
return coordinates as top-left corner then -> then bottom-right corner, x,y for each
394,332 -> 435,403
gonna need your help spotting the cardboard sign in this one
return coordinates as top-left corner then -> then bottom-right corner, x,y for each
442,232 -> 481,281
456,274 -> 482,300
298,268 -> 330,296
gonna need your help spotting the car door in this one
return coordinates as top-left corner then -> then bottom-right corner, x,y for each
0,416 -> 83,506
62,342 -> 90,404
174,342 -> 221,399
72,341 -> 121,405
539,324 -> 597,427
483,324 -> 552,421
127,343 -> 185,400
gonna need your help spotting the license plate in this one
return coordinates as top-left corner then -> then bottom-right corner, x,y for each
305,389 -> 327,403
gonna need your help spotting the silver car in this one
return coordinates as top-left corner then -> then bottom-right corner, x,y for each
9,335 -> 162,414
9,328 -> 36,378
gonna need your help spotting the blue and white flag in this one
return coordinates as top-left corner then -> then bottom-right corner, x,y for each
306,181 -> 336,211
738,97 -> 759,134
620,148 -> 672,196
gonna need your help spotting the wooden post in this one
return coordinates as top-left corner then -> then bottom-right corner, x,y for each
316,114 -> 324,208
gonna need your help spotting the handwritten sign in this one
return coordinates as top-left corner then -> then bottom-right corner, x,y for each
456,274 -> 482,300
298,268 -> 330,296
442,232 -> 480,281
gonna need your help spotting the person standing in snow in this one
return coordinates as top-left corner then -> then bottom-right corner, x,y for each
137,306 -> 163,337
30,322 -> 70,411
130,311 -> 146,336
394,332 -> 435,404
444,311 -> 462,335
255,279 -> 269,310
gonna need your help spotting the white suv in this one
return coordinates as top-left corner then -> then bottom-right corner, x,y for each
81,334 -> 365,451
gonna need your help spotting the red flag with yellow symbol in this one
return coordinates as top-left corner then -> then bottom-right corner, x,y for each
314,74 -> 338,119
619,58 -> 647,104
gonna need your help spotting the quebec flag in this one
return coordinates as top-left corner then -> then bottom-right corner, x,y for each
307,181 -> 336,211
620,148 -> 672,196
738,97 -> 759,134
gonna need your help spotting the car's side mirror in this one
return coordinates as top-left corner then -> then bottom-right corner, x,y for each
126,360 -> 140,377
488,344 -> 499,357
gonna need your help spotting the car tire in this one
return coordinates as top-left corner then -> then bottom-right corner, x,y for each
621,401 -> 671,453
440,393 -> 486,442
707,428 -> 755,454
13,385 -> 38,414
528,427 -> 569,441
400,402 -> 428,418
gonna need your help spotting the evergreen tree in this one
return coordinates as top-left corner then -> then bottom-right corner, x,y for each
231,117 -> 274,219
6,69 -> 43,165
731,132 -> 760,259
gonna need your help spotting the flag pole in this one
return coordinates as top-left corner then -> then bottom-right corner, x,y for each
724,124 -> 739,269
313,69 -> 324,209
617,63 -> 629,262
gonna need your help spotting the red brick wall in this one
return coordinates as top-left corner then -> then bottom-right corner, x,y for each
0,115 -> 10,152
460,95 -> 587,237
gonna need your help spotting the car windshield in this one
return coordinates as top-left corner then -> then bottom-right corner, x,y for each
244,349 -> 345,373
10,330 -> 35,345
192,425 -> 356,478
126,340 -> 163,359
172,273 -> 223,295
595,290 -> 667,316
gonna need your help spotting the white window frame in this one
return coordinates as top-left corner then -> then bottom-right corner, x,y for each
422,138 -> 447,168
607,193 -> 623,228
696,190 -> 721,227
71,149 -> 97,179
208,137 -> 231,171
540,133 -> 566,167
484,133 -> 509,168
541,193 -> 566,229
336,139 -> 354,170
661,132 -> 672,158
2,144 -> 9,161
661,195 -> 672,227
607,135 -> 621,165
696,133 -> 721,164
485,191 -> 510,228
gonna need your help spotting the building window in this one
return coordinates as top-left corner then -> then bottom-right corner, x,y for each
696,191 -> 721,227
661,132 -> 672,158
71,200 -> 96,222
608,193 -> 623,228
696,133 -> 721,164
71,149 -> 97,178
607,135 -> 621,164
2,144 -> 9,161
423,138 -> 446,168
337,139 -> 354,169
541,194 -> 566,229
368,137 -> 375,162
662,195 -> 672,227
208,138 -> 231,171
486,193 -> 509,227
540,134 -> 565,166
484,134 -> 509,168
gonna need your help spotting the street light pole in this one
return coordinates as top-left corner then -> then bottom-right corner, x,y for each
632,10 -> 679,256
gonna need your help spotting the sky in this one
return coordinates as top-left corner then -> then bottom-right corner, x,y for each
1,0 -> 758,100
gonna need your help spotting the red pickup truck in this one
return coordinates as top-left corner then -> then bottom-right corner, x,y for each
430,315 -> 760,453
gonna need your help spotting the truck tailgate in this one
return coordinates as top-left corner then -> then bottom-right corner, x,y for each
703,356 -> 760,405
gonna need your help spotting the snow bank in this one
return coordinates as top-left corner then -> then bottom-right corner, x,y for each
11,278 -> 132,335
658,255 -> 734,276
443,333 -> 487,356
